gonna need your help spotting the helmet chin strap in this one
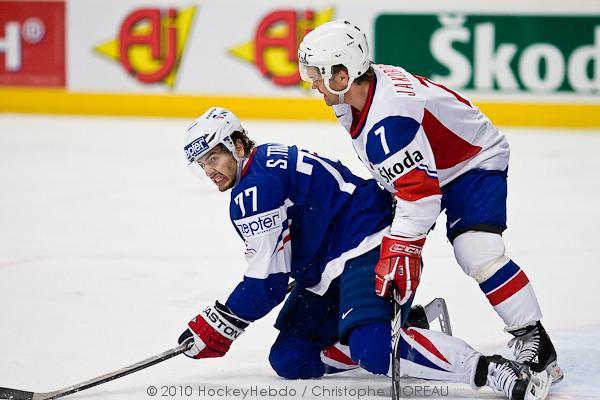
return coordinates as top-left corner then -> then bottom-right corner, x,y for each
324,77 -> 354,105
222,136 -> 247,189
232,152 -> 246,189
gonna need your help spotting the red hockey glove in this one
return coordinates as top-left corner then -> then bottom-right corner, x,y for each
375,235 -> 425,304
178,301 -> 249,359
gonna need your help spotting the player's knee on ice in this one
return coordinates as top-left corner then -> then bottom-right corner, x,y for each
269,333 -> 325,379
348,323 -> 391,375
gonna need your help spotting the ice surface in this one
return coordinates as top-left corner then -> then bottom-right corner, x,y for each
0,114 -> 599,399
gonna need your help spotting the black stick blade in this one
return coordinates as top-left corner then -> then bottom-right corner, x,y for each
0,388 -> 34,400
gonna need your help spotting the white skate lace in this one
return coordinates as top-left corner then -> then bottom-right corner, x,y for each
488,362 -> 519,399
508,329 -> 540,363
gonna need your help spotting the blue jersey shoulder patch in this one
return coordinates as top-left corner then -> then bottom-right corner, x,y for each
365,115 -> 421,164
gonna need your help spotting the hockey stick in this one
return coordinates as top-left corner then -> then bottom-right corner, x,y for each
390,296 -> 452,400
0,280 -> 298,400
0,337 -> 195,400
391,292 -> 402,400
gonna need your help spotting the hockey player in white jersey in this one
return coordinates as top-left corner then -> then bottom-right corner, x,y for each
178,107 -> 550,400
298,20 -> 562,384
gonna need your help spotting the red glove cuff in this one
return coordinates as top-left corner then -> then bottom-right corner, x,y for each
380,235 -> 426,260
183,302 -> 248,359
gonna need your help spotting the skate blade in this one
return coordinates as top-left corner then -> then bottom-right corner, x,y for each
525,370 -> 551,400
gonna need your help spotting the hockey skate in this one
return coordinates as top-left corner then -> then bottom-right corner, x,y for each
479,355 -> 551,400
507,321 -> 563,384
404,298 -> 453,335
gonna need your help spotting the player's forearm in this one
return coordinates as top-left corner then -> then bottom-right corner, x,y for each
225,273 -> 290,321
389,195 -> 441,238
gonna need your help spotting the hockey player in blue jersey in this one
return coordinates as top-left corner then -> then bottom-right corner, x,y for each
177,107 -> 551,400
179,107 -> 394,378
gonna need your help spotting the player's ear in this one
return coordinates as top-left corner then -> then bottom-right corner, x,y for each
234,139 -> 245,158
335,68 -> 349,85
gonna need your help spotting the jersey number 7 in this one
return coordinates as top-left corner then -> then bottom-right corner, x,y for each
234,186 -> 257,217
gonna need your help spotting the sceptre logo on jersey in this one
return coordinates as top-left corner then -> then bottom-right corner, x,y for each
235,209 -> 282,238
377,150 -> 424,184
184,136 -> 209,162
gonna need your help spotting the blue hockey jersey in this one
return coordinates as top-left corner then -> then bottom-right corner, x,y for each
225,144 -> 392,321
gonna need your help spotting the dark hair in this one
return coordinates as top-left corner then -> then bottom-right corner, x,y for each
214,130 -> 255,157
332,63 -> 375,85
231,130 -> 255,156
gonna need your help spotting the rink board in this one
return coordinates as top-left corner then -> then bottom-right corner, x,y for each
1,0 -> 600,127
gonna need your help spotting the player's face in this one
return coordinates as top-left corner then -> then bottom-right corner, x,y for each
312,79 -> 339,106
197,147 -> 237,192
306,66 -> 346,106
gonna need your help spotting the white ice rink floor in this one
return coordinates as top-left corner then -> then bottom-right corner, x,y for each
1,114 -> 599,399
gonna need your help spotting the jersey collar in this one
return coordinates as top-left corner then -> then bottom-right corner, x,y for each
349,75 -> 376,139
241,147 -> 258,178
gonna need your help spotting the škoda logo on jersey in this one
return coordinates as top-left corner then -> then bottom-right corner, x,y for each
377,150 -> 424,184
235,209 -> 282,238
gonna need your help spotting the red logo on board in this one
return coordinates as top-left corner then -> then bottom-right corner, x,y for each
0,1 -> 65,87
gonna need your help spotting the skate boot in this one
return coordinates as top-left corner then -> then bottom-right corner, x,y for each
405,304 -> 430,330
474,355 -> 551,400
507,321 -> 563,383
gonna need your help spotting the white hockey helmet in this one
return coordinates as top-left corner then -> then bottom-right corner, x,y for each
184,107 -> 247,183
298,20 -> 371,96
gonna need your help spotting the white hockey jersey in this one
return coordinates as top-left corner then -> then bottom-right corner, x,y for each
333,64 -> 510,238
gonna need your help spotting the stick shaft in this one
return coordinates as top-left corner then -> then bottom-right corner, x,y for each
391,293 -> 403,400
2,280 -> 298,400
0,340 -> 192,400
45,339 -> 194,400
